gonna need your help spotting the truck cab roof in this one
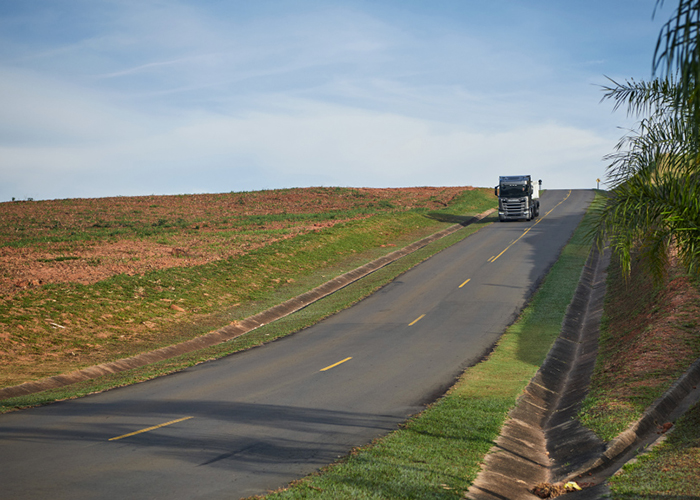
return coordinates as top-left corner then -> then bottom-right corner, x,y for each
499,175 -> 531,183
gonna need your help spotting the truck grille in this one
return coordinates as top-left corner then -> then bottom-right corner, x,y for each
503,199 -> 526,217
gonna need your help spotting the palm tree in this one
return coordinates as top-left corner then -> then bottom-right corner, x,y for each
594,0 -> 700,281
654,0 -> 700,135
595,77 -> 700,280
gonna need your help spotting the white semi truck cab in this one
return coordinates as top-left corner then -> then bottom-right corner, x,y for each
495,175 -> 541,222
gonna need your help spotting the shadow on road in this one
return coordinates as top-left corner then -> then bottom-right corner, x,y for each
1,397 -> 402,472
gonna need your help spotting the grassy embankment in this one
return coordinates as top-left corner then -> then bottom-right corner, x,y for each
579,253 -> 700,497
607,403 -> 700,499
1,188 -> 495,411
247,195 -> 598,499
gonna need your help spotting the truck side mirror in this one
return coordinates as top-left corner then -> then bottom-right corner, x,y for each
494,186 -> 498,197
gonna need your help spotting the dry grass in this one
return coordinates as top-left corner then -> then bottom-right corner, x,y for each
0,186 -> 494,389
580,253 -> 700,441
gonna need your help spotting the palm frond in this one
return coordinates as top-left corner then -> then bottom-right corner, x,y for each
596,76 -> 700,281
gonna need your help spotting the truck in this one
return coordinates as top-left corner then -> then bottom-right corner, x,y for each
495,175 -> 541,222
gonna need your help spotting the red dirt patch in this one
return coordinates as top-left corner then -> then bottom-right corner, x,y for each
1,187 -> 468,297
596,255 -> 700,403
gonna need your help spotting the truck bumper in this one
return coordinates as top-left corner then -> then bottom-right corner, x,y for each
499,211 -> 528,221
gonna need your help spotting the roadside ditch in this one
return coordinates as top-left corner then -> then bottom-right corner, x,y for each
466,245 -> 700,499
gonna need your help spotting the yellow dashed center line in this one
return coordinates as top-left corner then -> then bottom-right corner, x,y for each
490,190 -> 571,263
408,314 -> 426,326
109,416 -> 193,441
459,278 -> 471,288
320,357 -> 352,372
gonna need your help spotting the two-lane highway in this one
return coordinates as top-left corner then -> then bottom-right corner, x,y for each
0,189 -> 593,499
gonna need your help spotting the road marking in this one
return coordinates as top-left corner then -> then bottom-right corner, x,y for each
543,190 -> 571,216
320,357 -> 352,372
490,227 -> 533,263
108,416 -> 193,441
459,278 -> 471,288
490,190 -> 571,263
408,314 -> 425,326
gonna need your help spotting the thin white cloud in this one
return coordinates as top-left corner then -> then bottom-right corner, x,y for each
95,57 -> 202,79
1,93 -> 613,200
0,0 -> 664,201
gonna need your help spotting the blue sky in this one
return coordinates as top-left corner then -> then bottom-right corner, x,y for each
0,0 -> 670,201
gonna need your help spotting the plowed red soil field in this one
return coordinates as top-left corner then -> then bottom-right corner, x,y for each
1,187 -> 468,297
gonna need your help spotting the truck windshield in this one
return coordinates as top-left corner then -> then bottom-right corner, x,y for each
500,184 -> 528,197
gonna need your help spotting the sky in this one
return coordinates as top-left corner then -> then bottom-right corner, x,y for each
0,0 -> 672,201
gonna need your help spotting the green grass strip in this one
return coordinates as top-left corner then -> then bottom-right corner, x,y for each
607,400 -> 700,499
251,201 -> 597,499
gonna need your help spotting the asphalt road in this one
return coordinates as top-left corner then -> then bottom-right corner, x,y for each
0,189 -> 593,499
